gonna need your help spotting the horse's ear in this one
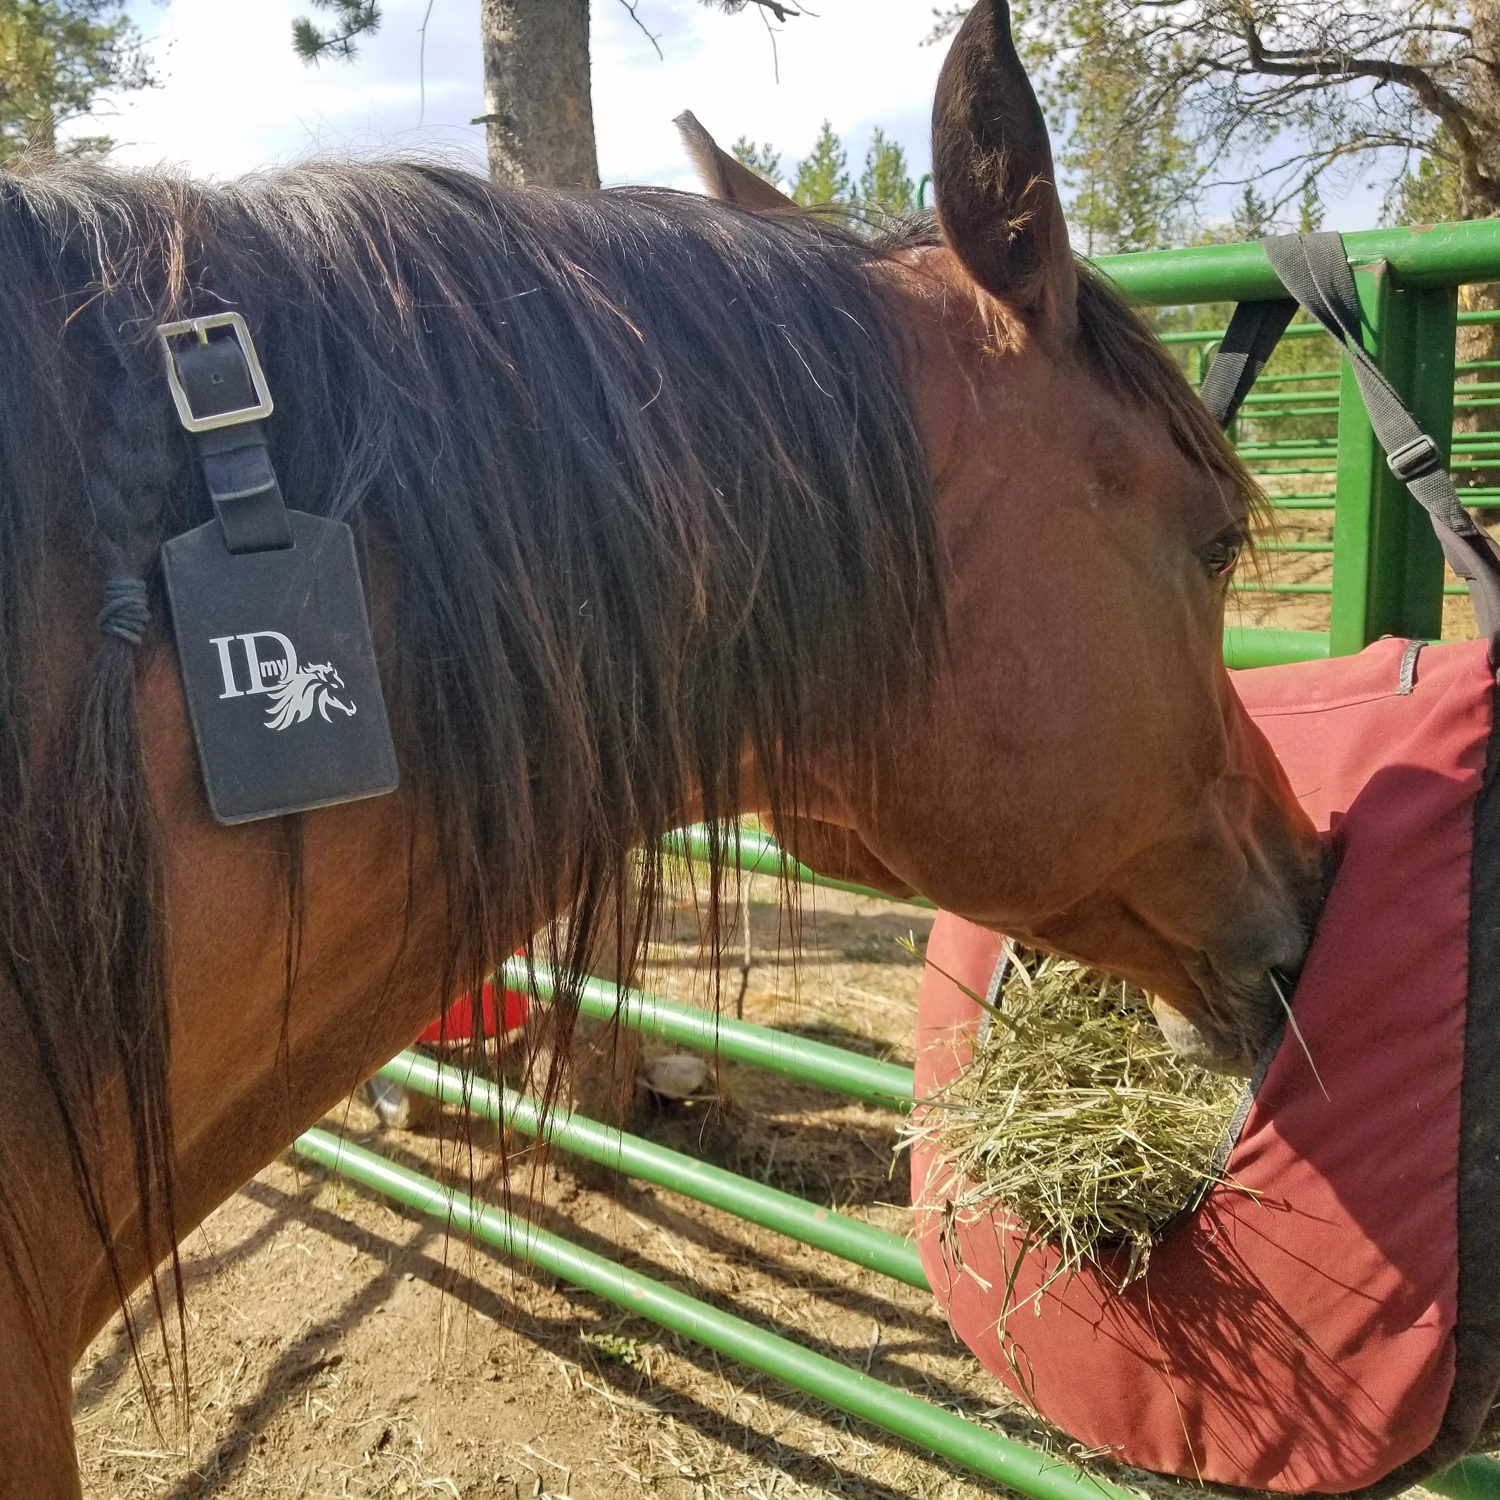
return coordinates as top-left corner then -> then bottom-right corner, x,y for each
931,0 -> 1077,341
674,111 -> 799,213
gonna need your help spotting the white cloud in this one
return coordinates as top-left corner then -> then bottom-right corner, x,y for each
97,0 -> 944,185
89,4 -> 1379,231
95,0 -> 487,177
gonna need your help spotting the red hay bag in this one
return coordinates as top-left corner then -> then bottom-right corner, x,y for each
911,637 -> 1500,1495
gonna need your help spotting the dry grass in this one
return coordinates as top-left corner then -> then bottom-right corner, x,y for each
908,945 -> 1241,1286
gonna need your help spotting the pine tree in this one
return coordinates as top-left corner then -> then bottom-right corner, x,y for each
1053,12 -> 1196,254
0,0 -> 151,163
792,120 -> 851,207
1231,184 -> 1273,242
859,127 -> 914,215
731,136 -> 782,188
1393,134 -> 1462,226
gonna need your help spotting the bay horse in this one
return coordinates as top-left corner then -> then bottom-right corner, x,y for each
0,1 -> 1320,1489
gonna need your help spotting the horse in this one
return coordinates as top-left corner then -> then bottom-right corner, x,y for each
0,1 -> 1321,1490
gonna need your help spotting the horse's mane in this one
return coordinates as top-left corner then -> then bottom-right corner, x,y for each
0,160 -> 1251,1398
0,159 -> 942,1380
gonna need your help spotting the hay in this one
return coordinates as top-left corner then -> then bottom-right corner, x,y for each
908,944 -> 1243,1285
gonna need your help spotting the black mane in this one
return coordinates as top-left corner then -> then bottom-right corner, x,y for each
0,159 -> 941,1372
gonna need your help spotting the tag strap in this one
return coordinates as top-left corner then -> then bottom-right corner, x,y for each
158,312 -> 293,554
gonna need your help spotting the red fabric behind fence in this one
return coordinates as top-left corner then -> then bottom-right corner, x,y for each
911,638 -> 1493,1492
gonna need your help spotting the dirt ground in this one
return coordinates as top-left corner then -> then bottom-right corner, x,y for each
76,885 -> 1143,1500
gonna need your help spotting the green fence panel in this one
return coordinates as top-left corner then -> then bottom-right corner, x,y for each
1329,268 -> 1454,651
1105,225 -> 1496,661
296,1127 -> 1140,1500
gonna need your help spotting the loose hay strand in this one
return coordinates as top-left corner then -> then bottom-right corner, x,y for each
906,945 -> 1242,1288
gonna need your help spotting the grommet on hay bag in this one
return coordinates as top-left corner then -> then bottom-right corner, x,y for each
913,636 -> 1500,1494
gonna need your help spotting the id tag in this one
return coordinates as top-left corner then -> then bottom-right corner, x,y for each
162,511 -> 399,824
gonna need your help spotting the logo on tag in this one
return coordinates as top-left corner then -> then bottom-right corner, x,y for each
209,631 -> 357,730
163,512 -> 398,824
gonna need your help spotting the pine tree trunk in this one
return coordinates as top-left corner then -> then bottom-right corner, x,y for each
477,0 -> 599,189
1466,0 -> 1500,213
1449,0 -> 1500,522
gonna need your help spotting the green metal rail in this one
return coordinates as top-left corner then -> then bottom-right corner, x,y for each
662,822 -> 935,910
499,957 -> 915,1109
374,1047 -> 927,1288
296,1127 -> 1137,1500
1100,218 -> 1500,303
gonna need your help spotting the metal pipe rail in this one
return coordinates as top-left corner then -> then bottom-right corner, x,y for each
1100,218 -> 1500,304
294,1127 -> 1140,1500
498,958 -> 915,1109
662,823 -> 935,910
374,1048 -> 927,1288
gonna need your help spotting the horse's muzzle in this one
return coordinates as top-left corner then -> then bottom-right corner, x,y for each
1155,923 -> 1315,1076
1151,990 -> 1271,1076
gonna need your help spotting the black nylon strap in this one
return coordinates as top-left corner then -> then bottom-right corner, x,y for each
1200,231 -> 1500,640
171,336 -> 293,554
1264,233 -> 1500,640
1197,297 -> 1297,428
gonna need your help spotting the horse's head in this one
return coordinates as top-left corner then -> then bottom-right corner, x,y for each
304,663 -> 356,720
686,0 -> 1323,1072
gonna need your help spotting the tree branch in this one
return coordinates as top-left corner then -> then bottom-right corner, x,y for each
291,0 -> 380,64
702,0 -> 804,19
616,0 -> 663,58
1241,14 -> 1481,161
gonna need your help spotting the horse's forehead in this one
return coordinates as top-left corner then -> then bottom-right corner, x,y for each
878,261 -> 1101,487
880,253 -> 1224,524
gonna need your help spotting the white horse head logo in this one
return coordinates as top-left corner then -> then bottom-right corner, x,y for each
263,662 -> 357,731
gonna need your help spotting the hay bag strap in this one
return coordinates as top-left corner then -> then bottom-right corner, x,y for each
1202,231 -> 1500,640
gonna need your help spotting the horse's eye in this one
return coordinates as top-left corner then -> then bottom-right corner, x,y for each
1202,534 -> 1244,580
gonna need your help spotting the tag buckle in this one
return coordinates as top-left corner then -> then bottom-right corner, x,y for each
157,312 -> 275,433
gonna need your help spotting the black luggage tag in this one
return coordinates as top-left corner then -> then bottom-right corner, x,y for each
158,313 -> 398,824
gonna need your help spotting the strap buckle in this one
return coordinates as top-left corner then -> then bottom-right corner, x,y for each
157,312 -> 275,433
1387,433 -> 1443,484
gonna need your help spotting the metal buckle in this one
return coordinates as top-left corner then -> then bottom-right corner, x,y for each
1387,433 -> 1442,483
157,312 -> 275,433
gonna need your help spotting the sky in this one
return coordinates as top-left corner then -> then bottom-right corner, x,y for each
97,0 -> 946,192
90,0 -> 1382,232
